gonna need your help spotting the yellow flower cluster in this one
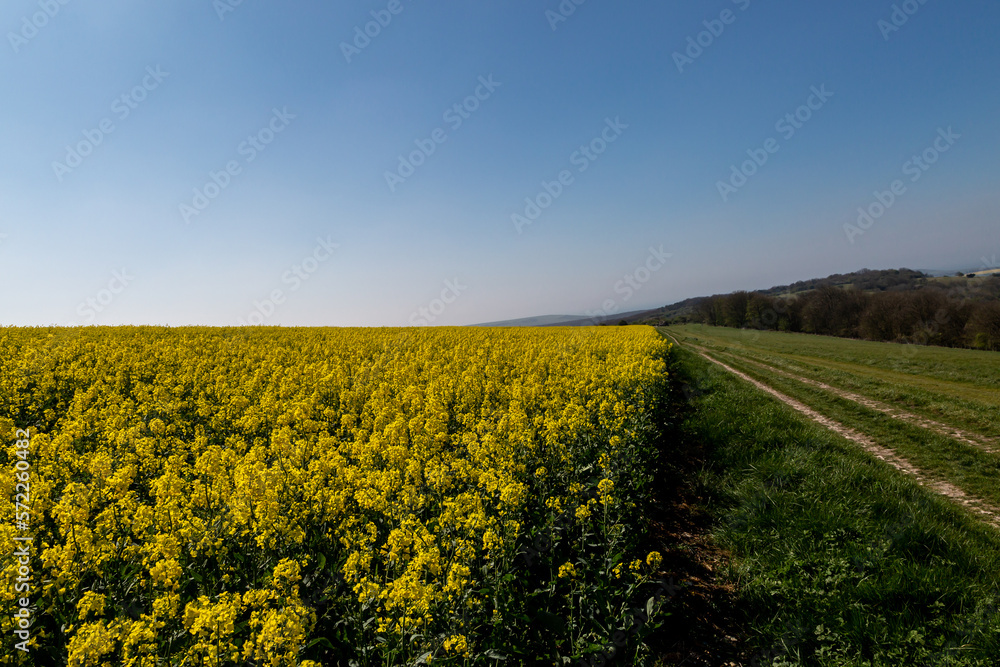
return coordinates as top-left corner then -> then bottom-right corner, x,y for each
0,325 -> 670,664
558,562 -> 577,579
597,478 -> 615,505
443,633 -> 469,656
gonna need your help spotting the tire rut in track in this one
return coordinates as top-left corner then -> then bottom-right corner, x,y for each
664,333 -> 1000,529
730,355 -> 1000,454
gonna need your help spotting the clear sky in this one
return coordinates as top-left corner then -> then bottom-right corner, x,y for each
3,0 -> 999,326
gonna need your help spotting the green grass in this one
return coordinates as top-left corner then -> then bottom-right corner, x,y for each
666,325 -> 1000,440
662,335 -> 1000,666
667,324 -> 1000,389
699,346 -> 1000,509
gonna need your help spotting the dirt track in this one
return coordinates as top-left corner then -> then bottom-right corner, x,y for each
733,355 -> 999,454
664,333 -> 1000,529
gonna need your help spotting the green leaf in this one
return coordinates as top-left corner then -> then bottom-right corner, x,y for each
306,636 -> 334,649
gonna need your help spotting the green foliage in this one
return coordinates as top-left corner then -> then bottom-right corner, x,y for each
682,268 -> 1000,350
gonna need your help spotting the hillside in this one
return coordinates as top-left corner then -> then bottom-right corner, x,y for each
648,268 -> 1000,350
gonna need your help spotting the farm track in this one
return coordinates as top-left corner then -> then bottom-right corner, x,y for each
725,354 -> 999,454
733,347 -> 1000,408
662,331 -> 1000,530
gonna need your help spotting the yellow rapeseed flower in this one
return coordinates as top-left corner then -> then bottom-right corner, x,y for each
598,478 -> 614,504
3,325 -> 672,665
444,633 -> 470,656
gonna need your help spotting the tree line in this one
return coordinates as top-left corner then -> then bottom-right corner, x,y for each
687,278 -> 1000,351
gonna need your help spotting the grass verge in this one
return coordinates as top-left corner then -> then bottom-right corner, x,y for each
666,339 -> 1000,666
699,346 -> 1000,509
666,325 -> 1000,441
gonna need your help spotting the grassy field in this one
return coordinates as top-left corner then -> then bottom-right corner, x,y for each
666,324 -> 1000,440
659,325 -> 1000,666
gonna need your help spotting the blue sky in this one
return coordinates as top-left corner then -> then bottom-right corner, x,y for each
2,0 -> 999,326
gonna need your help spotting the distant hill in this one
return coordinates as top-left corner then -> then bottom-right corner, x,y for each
632,268 -> 1000,326
470,314 -> 584,327
753,267 -> 927,296
470,310 -> 658,327
469,268 -> 1000,339
538,310 -> 656,327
